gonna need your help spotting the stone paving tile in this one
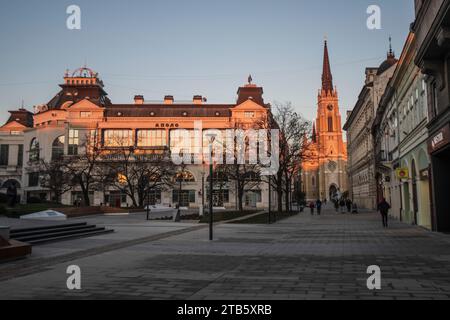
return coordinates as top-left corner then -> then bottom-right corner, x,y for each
1,206 -> 450,300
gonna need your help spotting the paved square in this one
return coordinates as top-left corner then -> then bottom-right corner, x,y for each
1,206 -> 450,300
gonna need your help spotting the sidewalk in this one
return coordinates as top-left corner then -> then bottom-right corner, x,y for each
1,207 -> 450,300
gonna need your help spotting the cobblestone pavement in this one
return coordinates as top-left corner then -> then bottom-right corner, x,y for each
1,206 -> 450,300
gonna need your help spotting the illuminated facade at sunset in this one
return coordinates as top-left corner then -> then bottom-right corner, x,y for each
0,68 -> 273,209
302,41 -> 348,201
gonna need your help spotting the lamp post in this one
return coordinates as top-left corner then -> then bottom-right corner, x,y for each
205,134 -> 216,241
268,175 -> 272,224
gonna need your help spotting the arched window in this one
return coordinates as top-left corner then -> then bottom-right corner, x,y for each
2,179 -> 21,189
52,136 -> 65,160
29,138 -> 40,161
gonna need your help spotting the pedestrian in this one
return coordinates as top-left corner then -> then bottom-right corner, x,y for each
316,199 -> 322,215
352,203 -> 358,214
346,198 -> 352,213
309,201 -> 315,215
334,200 -> 339,213
339,198 -> 346,213
377,198 -> 391,228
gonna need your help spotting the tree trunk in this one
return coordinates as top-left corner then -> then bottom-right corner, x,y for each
82,188 -> 90,207
238,188 -> 244,213
277,186 -> 283,213
285,177 -> 290,213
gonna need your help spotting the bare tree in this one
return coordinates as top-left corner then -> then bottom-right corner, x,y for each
106,145 -> 176,208
217,121 -> 262,213
63,133 -> 104,206
258,102 -> 312,212
39,159 -> 72,204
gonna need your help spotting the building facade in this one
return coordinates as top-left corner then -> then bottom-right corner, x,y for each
0,67 -> 276,210
344,43 -> 398,209
302,41 -> 348,201
0,109 -> 33,202
373,31 -> 432,229
413,0 -> 450,232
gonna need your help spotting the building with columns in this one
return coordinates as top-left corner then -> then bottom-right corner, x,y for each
302,41 -> 348,201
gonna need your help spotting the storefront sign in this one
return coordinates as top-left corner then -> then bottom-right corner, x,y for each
396,168 -> 409,180
428,124 -> 450,154
155,123 -> 179,128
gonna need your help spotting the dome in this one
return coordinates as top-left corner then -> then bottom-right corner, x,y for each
71,67 -> 98,78
377,53 -> 397,75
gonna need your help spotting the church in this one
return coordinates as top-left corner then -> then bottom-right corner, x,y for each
302,41 -> 348,201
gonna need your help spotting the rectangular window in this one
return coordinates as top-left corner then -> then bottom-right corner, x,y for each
170,130 -> 203,156
10,131 -> 21,135
18,145 -> 23,166
68,129 -> 79,155
137,130 -> 167,147
430,81 -> 439,118
244,111 -> 255,118
172,190 -> 196,206
104,129 -> 133,147
0,145 -> 9,166
80,112 -> 92,118
29,172 -> 40,187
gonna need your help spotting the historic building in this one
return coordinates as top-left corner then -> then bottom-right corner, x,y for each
0,67 -> 275,209
302,41 -> 348,201
0,109 -> 33,202
344,41 -> 398,209
373,31 -> 432,229
413,0 -> 450,232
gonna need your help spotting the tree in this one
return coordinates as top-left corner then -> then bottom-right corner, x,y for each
258,102 -> 312,212
216,121 -> 262,213
63,133 -> 104,206
39,159 -> 72,204
106,146 -> 175,208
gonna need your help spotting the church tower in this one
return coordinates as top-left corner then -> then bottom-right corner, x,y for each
302,40 -> 348,201
316,40 -> 346,162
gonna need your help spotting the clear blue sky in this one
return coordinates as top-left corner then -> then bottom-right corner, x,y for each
0,0 -> 414,124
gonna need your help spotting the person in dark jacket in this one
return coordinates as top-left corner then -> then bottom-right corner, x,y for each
346,198 -> 352,213
309,202 -> 315,215
377,198 -> 391,228
316,199 -> 322,215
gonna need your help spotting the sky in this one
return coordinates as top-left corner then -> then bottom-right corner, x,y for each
0,0 -> 415,125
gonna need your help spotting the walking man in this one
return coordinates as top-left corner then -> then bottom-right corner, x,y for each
316,199 -> 322,215
377,198 -> 391,228
346,198 -> 352,213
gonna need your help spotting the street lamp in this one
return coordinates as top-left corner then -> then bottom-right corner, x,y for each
205,134 -> 216,241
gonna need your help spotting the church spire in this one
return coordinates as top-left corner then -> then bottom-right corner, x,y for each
322,40 -> 333,93
312,122 -> 317,143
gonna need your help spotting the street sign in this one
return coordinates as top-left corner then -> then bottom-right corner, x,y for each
396,168 -> 409,179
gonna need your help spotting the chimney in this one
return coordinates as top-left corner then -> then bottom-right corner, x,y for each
134,95 -> 144,105
193,95 -> 203,105
164,95 -> 174,105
